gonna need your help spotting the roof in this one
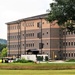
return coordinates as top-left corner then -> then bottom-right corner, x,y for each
27,49 -> 39,52
6,13 -> 48,25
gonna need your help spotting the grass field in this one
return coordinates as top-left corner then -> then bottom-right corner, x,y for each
0,70 -> 75,75
0,63 -> 75,70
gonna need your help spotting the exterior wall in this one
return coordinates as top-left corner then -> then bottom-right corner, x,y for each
7,14 -> 75,60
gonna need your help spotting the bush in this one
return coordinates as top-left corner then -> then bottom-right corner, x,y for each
66,59 -> 75,62
45,56 -> 48,61
13,59 -> 34,63
37,56 -> 43,61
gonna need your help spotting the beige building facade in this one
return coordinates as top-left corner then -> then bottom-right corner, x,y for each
6,14 -> 75,60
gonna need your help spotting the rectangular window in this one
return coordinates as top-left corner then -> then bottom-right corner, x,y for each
33,43 -> 34,47
69,42 -> 70,46
39,43 -> 44,49
71,42 -> 73,46
66,42 -> 67,46
74,42 -> 75,45
32,33 -> 34,36
74,53 -> 75,57
37,32 -> 42,38
66,53 -> 67,57
47,32 -> 48,34
69,53 -> 70,57
63,42 -> 65,46
63,32 -> 65,35
71,53 -> 73,57
37,22 -> 41,27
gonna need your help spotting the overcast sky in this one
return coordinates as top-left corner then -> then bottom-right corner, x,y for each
0,0 -> 53,40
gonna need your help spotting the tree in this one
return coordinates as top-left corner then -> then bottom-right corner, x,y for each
0,44 -> 7,52
47,0 -> 75,31
1,47 -> 7,57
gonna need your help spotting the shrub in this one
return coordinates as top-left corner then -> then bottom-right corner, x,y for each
66,59 -> 75,62
13,59 -> 34,63
37,56 -> 43,61
45,56 -> 48,61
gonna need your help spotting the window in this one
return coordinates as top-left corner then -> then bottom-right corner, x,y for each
63,53 -> 65,57
39,43 -> 44,49
42,22 -> 44,24
26,33 -> 34,37
30,44 -> 32,47
47,43 -> 48,45
71,53 -> 73,57
66,53 -> 67,57
69,53 -> 70,57
43,33 -> 44,35
63,32 -> 65,35
23,44 -> 24,46
74,42 -> 75,45
37,32 -> 42,38
74,31 -> 75,34
68,42 -> 70,46
63,42 -> 65,46
66,42 -> 67,46
74,53 -> 75,57
32,33 -> 34,36
47,32 -> 48,34
37,22 -> 41,27
33,43 -> 34,47
71,42 -> 73,46
23,34 -> 24,36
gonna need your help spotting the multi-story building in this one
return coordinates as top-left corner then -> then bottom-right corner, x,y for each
6,14 -> 75,60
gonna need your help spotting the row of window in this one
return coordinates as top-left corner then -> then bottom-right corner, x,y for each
63,41 -> 75,46
9,33 -> 34,39
8,42 -> 49,49
9,21 -> 47,30
8,31 -> 49,39
22,22 -> 34,27
64,53 -> 75,57
63,31 -> 75,35
9,43 -> 34,48
26,33 -> 34,37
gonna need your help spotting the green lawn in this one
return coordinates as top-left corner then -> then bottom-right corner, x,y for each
0,63 -> 75,70
0,70 -> 75,75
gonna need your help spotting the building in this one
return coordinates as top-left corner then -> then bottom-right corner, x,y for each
6,13 -> 75,60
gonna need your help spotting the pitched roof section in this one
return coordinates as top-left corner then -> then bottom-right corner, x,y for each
6,13 -> 48,25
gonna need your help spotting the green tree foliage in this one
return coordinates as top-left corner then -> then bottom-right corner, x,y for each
1,47 -> 7,57
47,0 -> 75,31
0,44 -> 7,52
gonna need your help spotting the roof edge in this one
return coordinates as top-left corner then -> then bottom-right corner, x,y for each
6,13 -> 48,25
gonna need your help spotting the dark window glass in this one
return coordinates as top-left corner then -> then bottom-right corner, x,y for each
69,42 -> 70,46
69,53 -> 70,57
71,42 -> 73,46
37,32 -> 42,38
47,32 -> 48,34
71,53 -> 73,57
37,22 -> 41,27
47,43 -> 48,45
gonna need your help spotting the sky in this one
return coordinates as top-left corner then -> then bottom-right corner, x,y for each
0,0 -> 53,40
